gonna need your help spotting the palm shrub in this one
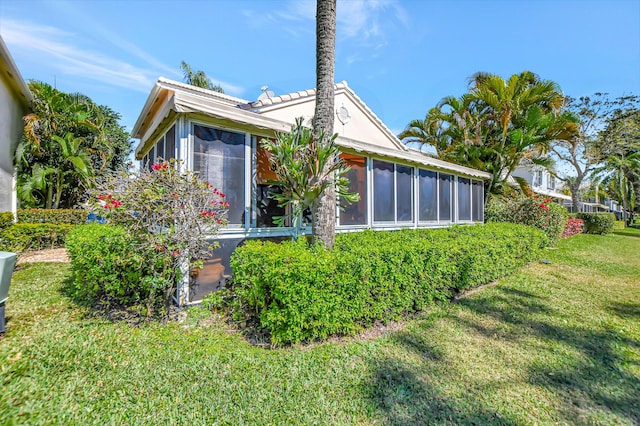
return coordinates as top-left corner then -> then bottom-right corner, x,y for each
260,118 -> 358,242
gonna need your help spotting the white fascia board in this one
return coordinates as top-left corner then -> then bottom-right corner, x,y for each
157,77 -> 249,105
134,96 -> 175,158
173,91 -> 292,133
338,137 -> 491,179
131,82 -> 164,138
531,187 -> 572,201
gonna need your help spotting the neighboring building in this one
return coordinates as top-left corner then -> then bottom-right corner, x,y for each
512,165 -> 571,204
132,78 -> 490,302
0,36 -> 32,216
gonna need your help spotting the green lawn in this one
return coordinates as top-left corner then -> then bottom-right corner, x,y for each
1,229 -> 639,425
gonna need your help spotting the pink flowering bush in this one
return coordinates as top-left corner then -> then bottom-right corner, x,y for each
562,218 -> 584,238
73,159 -> 229,315
485,195 -> 568,245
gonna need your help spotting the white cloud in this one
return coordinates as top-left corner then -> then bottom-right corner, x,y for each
0,18 -> 157,92
0,17 -> 245,96
242,0 -> 408,46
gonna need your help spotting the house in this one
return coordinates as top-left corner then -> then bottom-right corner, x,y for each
0,36 -> 32,216
512,165 -> 571,204
132,78 -> 490,302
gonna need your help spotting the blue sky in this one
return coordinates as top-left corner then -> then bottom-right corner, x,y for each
1,0 -> 639,141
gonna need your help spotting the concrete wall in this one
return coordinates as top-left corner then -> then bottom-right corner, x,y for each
0,77 -> 27,214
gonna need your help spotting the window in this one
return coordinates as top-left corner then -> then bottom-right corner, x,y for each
458,177 -> 471,221
418,169 -> 438,221
156,135 -> 165,161
534,171 -> 543,187
193,125 -> 245,226
165,125 -> 176,160
396,165 -> 414,222
547,175 -> 555,190
340,154 -> 367,225
255,142 -> 285,227
149,145 -> 156,168
472,180 -> 484,222
439,173 -> 452,221
373,160 -> 395,222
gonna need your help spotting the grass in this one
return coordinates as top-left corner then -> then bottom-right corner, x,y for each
1,229 -> 639,425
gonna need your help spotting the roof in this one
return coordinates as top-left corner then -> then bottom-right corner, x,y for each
0,35 -> 32,108
249,81 -> 406,151
132,78 -> 491,179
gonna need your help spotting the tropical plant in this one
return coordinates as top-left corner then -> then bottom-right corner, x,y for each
260,118 -> 358,241
401,71 -> 573,200
312,0 -> 338,248
180,61 -> 224,93
14,81 -> 131,209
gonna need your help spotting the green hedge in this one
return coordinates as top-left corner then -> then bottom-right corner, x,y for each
17,208 -> 88,225
231,223 -> 548,344
613,220 -> 626,230
575,212 -> 616,234
0,212 -> 14,229
0,223 -> 74,252
485,196 -> 568,245
66,224 -> 155,306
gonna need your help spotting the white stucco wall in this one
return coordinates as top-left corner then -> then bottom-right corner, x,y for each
0,78 -> 27,214
258,92 -> 401,151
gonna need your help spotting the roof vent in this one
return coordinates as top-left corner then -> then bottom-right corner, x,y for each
257,85 -> 274,101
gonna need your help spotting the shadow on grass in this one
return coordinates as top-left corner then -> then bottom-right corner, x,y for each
609,302 -> 640,320
453,287 -> 640,424
370,356 -> 518,425
367,285 -> 639,424
614,229 -> 640,238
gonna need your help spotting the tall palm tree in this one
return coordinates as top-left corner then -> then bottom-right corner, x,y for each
468,71 -> 565,197
180,61 -> 224,93
311,0 -> 337,248
401,71 -> 570,200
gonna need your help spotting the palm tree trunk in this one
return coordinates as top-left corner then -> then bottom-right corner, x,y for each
54,171 -> 63,209
312,0 -> 337,248
46,183 -> 53,209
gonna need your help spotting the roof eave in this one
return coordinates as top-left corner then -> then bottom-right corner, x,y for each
0,35 -> 32,108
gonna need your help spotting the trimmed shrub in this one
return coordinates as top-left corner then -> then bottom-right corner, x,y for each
17,208 -> 88,225
613,220 -> 626,230
231,223 -> 548,344
65,224 -> 157,306
562,218 -> 584,238
485,195 -> 568,245
0,212 -> 14,229
0,223 -> 73,252
576,212 -> 615,234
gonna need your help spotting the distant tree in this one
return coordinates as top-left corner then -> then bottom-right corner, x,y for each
311,0 -> 338,248
593,108 -> 640,222
14,81 -> 131,209
550,94 -> 640,211
180,61 -> 224,93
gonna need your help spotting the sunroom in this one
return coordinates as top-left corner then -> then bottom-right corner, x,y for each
132,78 -> 490,302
